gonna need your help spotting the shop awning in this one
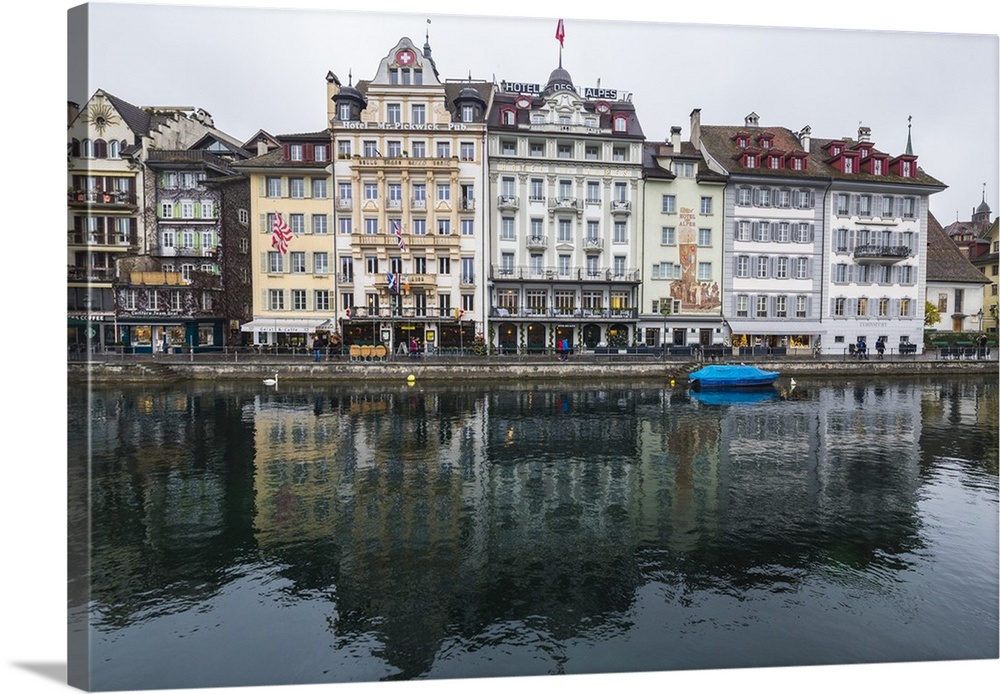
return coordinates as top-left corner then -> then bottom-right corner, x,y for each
726,321 -> 822,335
240,318 -> 328,334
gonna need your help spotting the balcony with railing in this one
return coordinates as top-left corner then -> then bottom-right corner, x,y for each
460,198 -> 476,212
497,195 -> 520,211
582,237 -> 604,253
525,235 -> 548,251
852,244 -> 912,262
68,266 -> 115,283
68,230 -> 135,249
548,197 -> 582,216
68,190 -> 137,207
611,200 -> 632,216
335,197 -> 353,211
491,264 -> 640,283
491,305 -> 637,319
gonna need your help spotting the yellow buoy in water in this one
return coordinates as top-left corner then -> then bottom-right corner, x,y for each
669,379 -> 675,387
407,374 -> 416,385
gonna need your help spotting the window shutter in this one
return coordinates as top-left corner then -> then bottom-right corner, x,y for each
260,252 -> 268,273
305,144 -> 314,161
848,229 -> 856,251
283,144 -> 290,160
260,214 -> 267,233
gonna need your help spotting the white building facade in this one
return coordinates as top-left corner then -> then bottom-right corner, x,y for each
486,66 -> 645,353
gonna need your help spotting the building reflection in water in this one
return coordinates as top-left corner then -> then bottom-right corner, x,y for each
70,376 -> 996,684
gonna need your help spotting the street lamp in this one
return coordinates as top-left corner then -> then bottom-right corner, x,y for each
977,307 -> 984,356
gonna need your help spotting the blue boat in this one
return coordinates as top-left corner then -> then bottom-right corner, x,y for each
690,389 -> 779,407
687,364 -> 780,391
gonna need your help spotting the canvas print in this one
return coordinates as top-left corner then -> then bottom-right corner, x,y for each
64,2 -> 998,693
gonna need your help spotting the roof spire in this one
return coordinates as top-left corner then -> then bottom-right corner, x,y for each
905,115 -> 913,156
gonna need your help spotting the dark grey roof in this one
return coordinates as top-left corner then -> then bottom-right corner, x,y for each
925,213 -> 990,284
102,90 -> 152,136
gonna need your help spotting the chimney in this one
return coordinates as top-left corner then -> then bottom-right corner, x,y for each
690,109 -> 701,149
257,139 -> 269,156
858,125 -> 871,143
671,126 -> 682,154
68,100 -> 80,126
798,125 -> 812,153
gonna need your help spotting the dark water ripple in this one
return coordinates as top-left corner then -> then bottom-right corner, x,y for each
68,377 -> 999,689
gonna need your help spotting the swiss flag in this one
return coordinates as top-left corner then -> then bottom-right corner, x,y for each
555,19 -> 565,47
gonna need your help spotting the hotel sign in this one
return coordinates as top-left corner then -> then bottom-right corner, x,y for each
500,80 -> 632,102
339,122 -> 470,130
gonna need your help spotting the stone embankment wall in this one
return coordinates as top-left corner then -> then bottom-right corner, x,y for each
69,358 -> 998,385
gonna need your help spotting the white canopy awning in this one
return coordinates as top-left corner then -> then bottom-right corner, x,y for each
240,318 -> 327,334
726,321 -> 822,335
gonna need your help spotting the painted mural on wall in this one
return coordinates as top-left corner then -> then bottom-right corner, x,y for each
671,207 -> 721,312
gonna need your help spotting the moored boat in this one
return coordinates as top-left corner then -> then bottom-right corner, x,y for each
687,364 -> 780,391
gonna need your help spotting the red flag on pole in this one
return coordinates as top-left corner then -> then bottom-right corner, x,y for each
271,212 -> 293,254
555,19 -> 565,47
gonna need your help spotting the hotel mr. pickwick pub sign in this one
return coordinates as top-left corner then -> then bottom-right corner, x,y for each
499,80 -> 633,102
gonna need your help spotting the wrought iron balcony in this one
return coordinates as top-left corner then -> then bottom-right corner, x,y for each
611,200 -> 632,215
497,195 -> 520,211
548,197 -> 582,214
852,244 -> 911,262
582,237 -> 604,252
525,235 -> 548,251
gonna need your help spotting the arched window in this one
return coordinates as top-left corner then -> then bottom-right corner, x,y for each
500,108 -> 515,126
81,139 -> 94,157
94,139 -> 108,158
613,115 -> 627,132
109,140 -> 120,158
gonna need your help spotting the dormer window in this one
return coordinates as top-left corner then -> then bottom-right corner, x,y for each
613,115 -> 627,132
736,135 -> 749,148
843,157 -> 854,173
462,105 -> 475,122
745,154 -> 757,169
831,145 -> 842,156
872,159 -> 883,175
768,155 -> 781,169
338,103 -> 352,121
500,107 -> 516,126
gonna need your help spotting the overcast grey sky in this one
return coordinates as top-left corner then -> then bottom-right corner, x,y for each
72,1 -> 999,226
2,3 -> 998,694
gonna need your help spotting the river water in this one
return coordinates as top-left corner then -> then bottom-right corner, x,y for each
68,376 -> 998,691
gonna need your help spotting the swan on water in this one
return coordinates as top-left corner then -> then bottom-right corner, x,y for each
263,373 -> 278,386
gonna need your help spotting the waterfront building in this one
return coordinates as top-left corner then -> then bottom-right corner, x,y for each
943,191 -> 993,256
328,36 -> 492,354
68,90 -> 230,353
819,123 -> 945,354
117,131 -> 252,353
925,213 -> 990,334
696,112 -> 945,356
234,130 -> 336,348
694,111 -> 829,356
968,216 -> 999,334
485,62 -> 644,353
640,124 -> 727,350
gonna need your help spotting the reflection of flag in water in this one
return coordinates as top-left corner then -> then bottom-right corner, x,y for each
271,213 -> 293,254
386,271 -> 399,293
392,219 -> 406,250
